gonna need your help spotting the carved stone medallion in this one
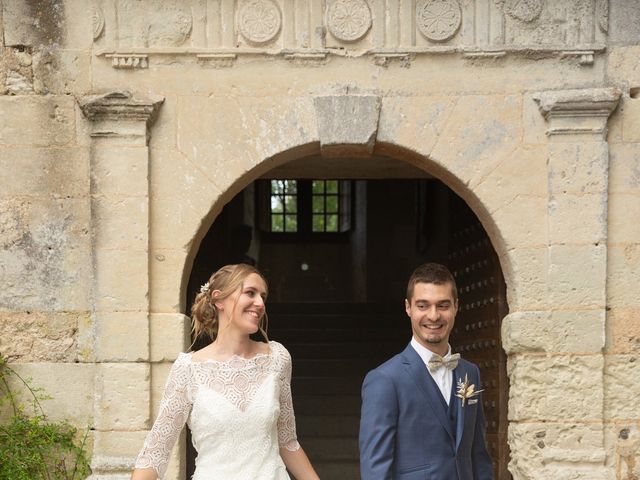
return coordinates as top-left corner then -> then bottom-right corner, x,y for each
597,0 -> 608,33
417,0 -> 461,42
504,0 -> 543,23
92,6 -> 105,40
326,0 -> 372,42
237,0 -> 282,45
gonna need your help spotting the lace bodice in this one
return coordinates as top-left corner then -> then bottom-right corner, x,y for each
135,341 -> 300,479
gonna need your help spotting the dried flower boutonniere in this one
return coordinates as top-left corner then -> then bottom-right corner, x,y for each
455,373 -> 484,408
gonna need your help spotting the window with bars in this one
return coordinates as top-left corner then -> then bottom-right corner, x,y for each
260,179 -> 351,236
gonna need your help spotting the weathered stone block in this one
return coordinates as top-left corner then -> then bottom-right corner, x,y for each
523,93 -> 548,145
377,96 -> 455,157
548,143 -> 609,194
607,244 -> 640,309
313,94 -> 381,157
502,310 -> 605,354
0,96 -> 75,146
508,354 -> 604,422
94,249 -> 149,311
607,46 -> 640,88
608,193 -> 640,245
500,247 -> 548,311
0,311 -> 85,361
548,244 -> 607,309
0,198 -> 91,311
33,49 -> 91,95
93,430 -> 149,458
609,143 -> 640,194
149,248 -> 189,312
0,147 -> 89,198
606,309 -> 640,354
94,363 -> 150,430
150,362 -> 174,420
6,363 -> 95,425
622,97 -> 640,143
604,355 -> 640,421
508,422 -> 606,480
91,146 -> 149,196
94,312 -> 149,362
490,195 -> 547,248
548,193 -> 607,245
150,313 -> 190,362
430,95 -> 521,188
149,147 -> 223,250
474,146 -> 547,209
93,197 -> 149,251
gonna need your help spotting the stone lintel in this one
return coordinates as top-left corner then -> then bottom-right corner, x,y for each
80,90 -> 164,125
533,88 -> 621,137
314,94 -> 381,157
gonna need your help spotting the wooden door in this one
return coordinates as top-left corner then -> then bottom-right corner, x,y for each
447,195 -> 511,480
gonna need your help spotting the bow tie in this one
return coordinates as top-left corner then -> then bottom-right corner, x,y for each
427,353 -> 460,373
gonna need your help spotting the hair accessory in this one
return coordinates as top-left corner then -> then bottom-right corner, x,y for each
200,282 -> 210,294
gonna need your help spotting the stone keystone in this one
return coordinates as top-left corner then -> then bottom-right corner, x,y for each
313,95 -> 381,157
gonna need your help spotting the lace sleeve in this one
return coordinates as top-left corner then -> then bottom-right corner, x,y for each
134,354 -> 193,478
276,343 -> 300,451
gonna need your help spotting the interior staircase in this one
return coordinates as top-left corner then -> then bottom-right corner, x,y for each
267,303 -> 409,480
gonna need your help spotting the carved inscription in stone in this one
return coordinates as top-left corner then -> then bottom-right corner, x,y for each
417,0 -> 462,42
504,0 -> 543,22
237,0 -> 282,45
326,0 -> 372,42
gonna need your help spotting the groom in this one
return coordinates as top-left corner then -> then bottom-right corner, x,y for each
359,263 -> 494,480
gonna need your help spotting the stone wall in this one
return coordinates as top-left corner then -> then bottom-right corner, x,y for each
0,1 -> 639,479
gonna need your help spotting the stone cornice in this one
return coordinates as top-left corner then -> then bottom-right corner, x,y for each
533,87 -> 621,137
79,90 -> 165,124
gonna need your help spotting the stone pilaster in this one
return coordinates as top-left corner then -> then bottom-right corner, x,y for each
503,87 -> 620,480
79,91 -> 164,479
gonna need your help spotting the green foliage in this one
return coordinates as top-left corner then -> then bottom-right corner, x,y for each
0,354 -> 91,480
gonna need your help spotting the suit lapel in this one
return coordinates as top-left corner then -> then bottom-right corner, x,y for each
400,345 -> 454,442
453,364 -> 466,451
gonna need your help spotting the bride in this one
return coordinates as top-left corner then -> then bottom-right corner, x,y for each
131,264 -> 320,480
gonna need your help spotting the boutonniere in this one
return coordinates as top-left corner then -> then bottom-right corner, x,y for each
455,374 -> 484,408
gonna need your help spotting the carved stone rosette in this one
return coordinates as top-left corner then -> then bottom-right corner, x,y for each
237,0 -> 282,45
504,0 -> 543,23
417,0 -> 462,42
326,0 -> 372,42
92,5 -> 105,40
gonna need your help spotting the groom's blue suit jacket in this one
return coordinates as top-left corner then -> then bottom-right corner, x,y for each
359,343 -> 494,480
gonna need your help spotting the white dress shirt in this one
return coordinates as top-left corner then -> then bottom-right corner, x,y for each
410,337 -> 454,405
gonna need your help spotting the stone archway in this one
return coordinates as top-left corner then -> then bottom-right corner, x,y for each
78,87 -> 620,479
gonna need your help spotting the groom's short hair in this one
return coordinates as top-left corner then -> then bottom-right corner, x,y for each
406,262 -> 458,303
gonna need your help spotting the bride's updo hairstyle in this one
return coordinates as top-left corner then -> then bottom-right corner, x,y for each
191,263 -> 268,342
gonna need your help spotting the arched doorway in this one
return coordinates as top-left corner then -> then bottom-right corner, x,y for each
184,154 -> 510,479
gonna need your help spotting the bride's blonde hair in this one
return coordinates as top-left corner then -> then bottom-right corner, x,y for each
190,264 -> 269,342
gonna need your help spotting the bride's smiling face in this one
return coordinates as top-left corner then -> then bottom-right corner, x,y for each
216,273 -> 267,335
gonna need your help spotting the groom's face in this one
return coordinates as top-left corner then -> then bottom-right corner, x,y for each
406,281 -> 458,355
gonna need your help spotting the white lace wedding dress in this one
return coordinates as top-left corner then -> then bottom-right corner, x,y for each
134,341 -> 300,480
